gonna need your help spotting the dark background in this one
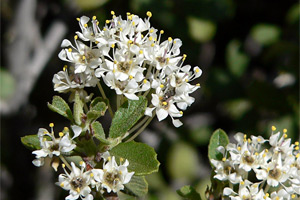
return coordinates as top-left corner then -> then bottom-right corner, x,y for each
1,0 -> 299,199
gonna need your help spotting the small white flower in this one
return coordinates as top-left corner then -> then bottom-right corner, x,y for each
57,162 -> 93,200
92,152 -> 134,193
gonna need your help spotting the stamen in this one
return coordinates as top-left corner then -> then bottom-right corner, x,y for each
146,11 -> 152,18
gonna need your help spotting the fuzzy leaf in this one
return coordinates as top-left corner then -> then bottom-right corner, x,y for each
21,135 -> 41,150
208,129 -> 229,164
124,176 -> 148,197
91,121 -> 110,144
177,185 -> 202,200
110,141 -> 160,175
73,91 -> 84,125
109,97 -> 147,138
47,96 -> 73,121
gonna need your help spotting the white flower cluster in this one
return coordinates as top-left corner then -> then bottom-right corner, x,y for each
211,127 -> 300,200
54,11 -> 202,127
57,153 -> 134,200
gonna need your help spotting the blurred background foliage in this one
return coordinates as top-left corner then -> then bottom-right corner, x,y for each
1,0 -> 299,199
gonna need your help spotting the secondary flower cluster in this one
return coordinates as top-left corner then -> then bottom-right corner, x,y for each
32,124 -> 134,200
211,127 -> 300,200
54,11 -> 202,127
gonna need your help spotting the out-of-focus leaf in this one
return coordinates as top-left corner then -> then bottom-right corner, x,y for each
208,129 -> 229,164
226,40 -> 249,78
223,99 -> 252,119
110,141 -> 160,175
74,0 -> 109,11
177,185 -> 202,200
21,135 -> 41,150
189,126 -> 213,145
250,24 -> 281,46
167,142 -> 198,181
124,176 -> 148,197
286,4 -> 299,24
0,68 -> 16,100
188,17 -> 216,42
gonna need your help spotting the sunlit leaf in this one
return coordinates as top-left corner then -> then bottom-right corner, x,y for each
251,24 -> 281,45
188,17 -> 216,42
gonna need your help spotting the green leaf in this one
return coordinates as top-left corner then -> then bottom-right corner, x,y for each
188,17 -> 216,42
73,91 -> 84,125
90,97 -> 108,110
21,135 -> 41,150
226,40 -> 249,78
109,97 -> 147,138
74,0 -> 108,11
86,100 -> 108,123
250,24 -> 281,46
177,185 -> 202,200
91,121 -> 110,144
47,96 -> 73,121
208,129 -> 229,164
65,156 -> 83,166
110,141 -> 160,176
124,176 -> 148,197
0,68 -> 16,100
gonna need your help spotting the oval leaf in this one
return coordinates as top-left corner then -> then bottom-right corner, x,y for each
109,97 -> 147,138
73,91 -> 84,125
91,121 -> 110,144
21,135 -> 41,150
47,96 -> 73,121
110,141 -> 160,175
177,185 -> 202,200
124,176 -> 148,197
208,129 -> 229,164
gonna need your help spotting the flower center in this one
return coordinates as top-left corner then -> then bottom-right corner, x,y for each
242,154 -> 255,165
104,172 -> 120,187
117,62 -> 131,73
156,56 -> 168,65
268,168 -> 281,180
71,177 -> 84,190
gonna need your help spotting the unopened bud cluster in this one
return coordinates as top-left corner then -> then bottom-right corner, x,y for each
211,127 -> 300,200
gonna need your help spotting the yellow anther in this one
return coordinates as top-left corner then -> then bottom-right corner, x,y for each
263,153 -> 266,158
79,161 -> 84,165
162,102 -> 167,106
151,43 -> 155,47
237,146 -> 241,151
96,21 -> 99,25
111,11 -> 115,15
284,134 -> 288,138
160,30 -> 164,34
240,181 -> 245,185
196,83 -> 200,87
60,182 -> 64,187
95,41 -> 99,44
275,197 -> 279,200
166,57 -> 170,62
120,157 -> 124,162
267,167 -> 270,172
146,11 -> 152,17
108,156 -> 111,161
68,48 -> 72,52
118,21 -> 121,25
90,173 -> 94,177
106,20 -> 110,24
132,21 -> 135,26
82,55 -> 86,60
255,152 -> 259,156
128,15 -> 132,20
168,37 -> 172,42
74,35 -> 78,40
257,138 -> 261,142
150,29 -> 154,33
129,75 -> 133,79
291,194 -> 296,198
283,128 -> 287,133
64,127 -> 69,131
43,138 -> 47,142
59,132 -> 64,137
180,111 -> 183,115
173,40 -> 176,44
62,164 -> 65,168
127,12 -> 131,16
149,36 -> 153,41
272,126 -> 276,131
248,138 -> 251,143
43,131 -> 48,134
84,24 -> 88,28
92,16 -> 96,20
265,149 -> 269,153
119,27 -> 123,31
76,187 -> 80,193
113,69 -> 116,73
160,84 -> 164,88
244,134 -> 247,138
185,79 -> 189,82
222,157 -> 226,162
295,141 -> 299,145
195,68 -> 200,73
76,18 -> 80,21
143,79 -> 147,84
103,27 -> 107,31
128,40 -> 133,44
49,123 -> 54,127
111,44 -> 115,48
295,146 -> 299,150
63,65 -> 67,71
139,50 -> 143,54
296,153 -> 300,158
266,193 -> 269,197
